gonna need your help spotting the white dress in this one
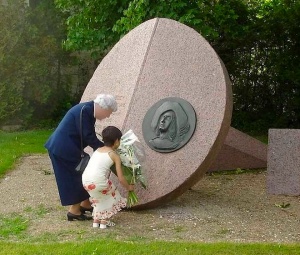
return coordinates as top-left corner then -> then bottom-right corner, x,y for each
82,150 -> 127,220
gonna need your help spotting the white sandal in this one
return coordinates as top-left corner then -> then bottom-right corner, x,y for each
92,223 -> 100,228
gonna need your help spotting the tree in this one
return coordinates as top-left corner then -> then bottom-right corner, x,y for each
231,0 -> 300,133
0,0 -> 31,124
55,0 -> 132,59
0,0 -> 92,127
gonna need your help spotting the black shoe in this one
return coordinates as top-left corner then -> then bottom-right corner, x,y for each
80,206 -> 93,214
67,212 -> 92,221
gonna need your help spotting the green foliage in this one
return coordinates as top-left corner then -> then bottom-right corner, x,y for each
0,130 -> 52,176
231,0 -> 300,133
113,0 -> 200,36
55,0 -> 131,58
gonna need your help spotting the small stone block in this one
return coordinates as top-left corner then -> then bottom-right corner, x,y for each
267,129 -> 300,195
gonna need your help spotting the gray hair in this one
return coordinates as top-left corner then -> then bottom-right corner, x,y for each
94,94 -> 118,112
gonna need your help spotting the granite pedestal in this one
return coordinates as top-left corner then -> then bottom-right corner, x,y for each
267,129 -> 300,195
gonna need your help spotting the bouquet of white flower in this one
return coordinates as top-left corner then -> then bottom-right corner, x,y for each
110,130 -> 146,207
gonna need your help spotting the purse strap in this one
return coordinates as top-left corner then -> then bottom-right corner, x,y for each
79,105 -> 85,157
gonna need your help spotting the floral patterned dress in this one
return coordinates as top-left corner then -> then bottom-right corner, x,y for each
82,150 -> 127,220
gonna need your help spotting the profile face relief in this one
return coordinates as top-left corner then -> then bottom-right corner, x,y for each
158,111 -> 174,131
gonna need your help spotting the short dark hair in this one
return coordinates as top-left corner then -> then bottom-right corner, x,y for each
102,126 -> 122,146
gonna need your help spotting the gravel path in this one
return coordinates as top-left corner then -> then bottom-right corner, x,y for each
1,154 -> 300,243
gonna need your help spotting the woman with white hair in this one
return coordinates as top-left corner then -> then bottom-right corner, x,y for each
45,94 -> 117,221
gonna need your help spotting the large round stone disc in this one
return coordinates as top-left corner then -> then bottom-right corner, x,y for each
81,18 -> 232,209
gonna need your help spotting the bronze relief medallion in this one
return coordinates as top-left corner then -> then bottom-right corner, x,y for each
142,97 -> 197,153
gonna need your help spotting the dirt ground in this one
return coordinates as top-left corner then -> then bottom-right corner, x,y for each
1,154 -> 300,243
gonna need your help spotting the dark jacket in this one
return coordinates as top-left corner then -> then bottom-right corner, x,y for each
45,101 -> 103,162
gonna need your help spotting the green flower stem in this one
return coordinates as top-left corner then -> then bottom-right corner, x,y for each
127,191 -> 139,208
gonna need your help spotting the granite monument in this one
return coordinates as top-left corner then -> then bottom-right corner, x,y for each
81,18 -> 233,209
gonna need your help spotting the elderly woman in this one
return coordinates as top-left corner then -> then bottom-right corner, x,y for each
45,94 -> 117,221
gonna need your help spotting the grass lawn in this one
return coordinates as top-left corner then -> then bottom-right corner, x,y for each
0,129 -> 52,177
0,240 -> 300,255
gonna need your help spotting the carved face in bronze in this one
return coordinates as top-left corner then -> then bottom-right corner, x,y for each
158,110 -> 175,132
148,101 -> 190,150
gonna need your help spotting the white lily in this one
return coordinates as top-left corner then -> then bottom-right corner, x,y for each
111,130 -> 147,207
120,129 -> 140,146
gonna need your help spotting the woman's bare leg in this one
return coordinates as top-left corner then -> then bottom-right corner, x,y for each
80,199 -> 92,209
68,203 -> 81,215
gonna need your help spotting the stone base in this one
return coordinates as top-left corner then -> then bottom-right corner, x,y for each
208,127 -> 267,172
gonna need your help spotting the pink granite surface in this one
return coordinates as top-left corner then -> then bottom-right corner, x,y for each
81,18 -> 233,209
81,19 -> 157,132
267,129 -> 300,195
209,127 -> 267,172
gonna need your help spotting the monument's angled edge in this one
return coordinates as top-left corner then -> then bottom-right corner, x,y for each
121,18 -> 160,131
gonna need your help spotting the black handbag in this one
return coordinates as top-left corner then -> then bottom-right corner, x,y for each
75,105 -> 90,173
75,152 -> 90,173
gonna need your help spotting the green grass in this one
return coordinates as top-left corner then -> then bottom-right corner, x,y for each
0,214 -> 29,239
0,129 -> 52,176
3,130 -> 297,255
0,241 -> 299,255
